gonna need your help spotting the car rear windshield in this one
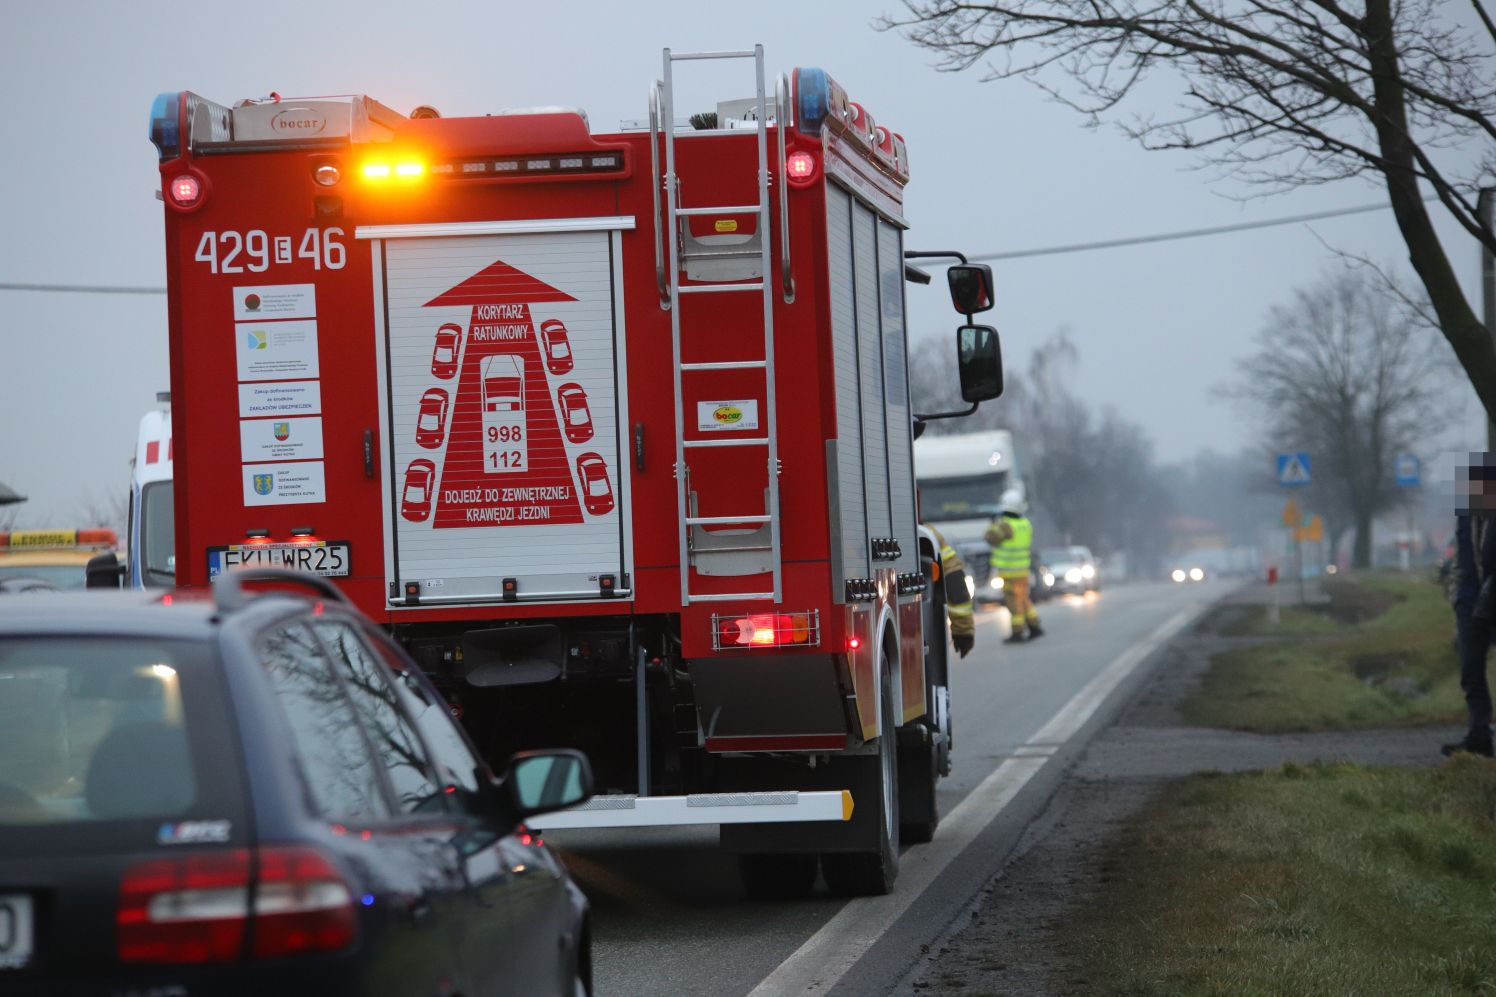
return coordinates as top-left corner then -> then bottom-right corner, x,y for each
0,637 -> 225,828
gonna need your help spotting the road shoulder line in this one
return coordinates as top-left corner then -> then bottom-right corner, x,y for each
746,600 -> 1211,997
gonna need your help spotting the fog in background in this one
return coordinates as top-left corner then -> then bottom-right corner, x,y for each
0,0 -> 1486,527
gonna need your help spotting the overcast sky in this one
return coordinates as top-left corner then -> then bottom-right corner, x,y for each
0,0 -> 1486,527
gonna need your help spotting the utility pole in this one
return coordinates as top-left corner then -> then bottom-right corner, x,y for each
1482,188 -> 1495,450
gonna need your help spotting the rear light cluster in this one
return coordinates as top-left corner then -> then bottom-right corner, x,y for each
429,152 -> 625,178
785,150 -> 818,185
165,173 -> 204,209
118,846 -> 356,964
712,610 -> 820,650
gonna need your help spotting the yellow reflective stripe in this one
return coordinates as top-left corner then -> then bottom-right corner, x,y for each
947,603 -> 974,617
940,546 -> 957,559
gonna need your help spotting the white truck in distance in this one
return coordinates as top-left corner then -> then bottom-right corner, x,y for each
914,430 -> 1023,601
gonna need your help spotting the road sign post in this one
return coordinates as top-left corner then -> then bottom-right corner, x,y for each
1395,453 -> 1421,572
1277,454 -> 1311,602
1277,452 -> 1312,488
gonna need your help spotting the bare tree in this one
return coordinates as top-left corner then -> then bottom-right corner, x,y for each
911,330 -> 1174,567
883,0 -> 1496,423
1235,267 -> 1449,567
1021,335 -> 1175,566
74,488 -> 129,535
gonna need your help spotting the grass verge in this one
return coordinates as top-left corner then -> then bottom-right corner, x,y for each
1078,758 -> 1496,997
1180,573 -> 1465,732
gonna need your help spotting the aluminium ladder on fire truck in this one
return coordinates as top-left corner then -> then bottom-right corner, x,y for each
653,45 -> 783,606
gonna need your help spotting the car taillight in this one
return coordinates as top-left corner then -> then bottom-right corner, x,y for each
117,846 -> 355,964
713,611 -> 819,650
118,850 -> 251,964
251,846 -> 356,959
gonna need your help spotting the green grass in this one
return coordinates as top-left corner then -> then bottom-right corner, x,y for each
1218,603 -> 1341,637
1181,573 -> 1465,733
1077,758 -> 1496,997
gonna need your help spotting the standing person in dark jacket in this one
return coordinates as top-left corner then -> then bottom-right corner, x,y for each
1445,460 -> 1496,758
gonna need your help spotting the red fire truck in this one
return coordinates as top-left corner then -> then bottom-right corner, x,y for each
149,46 -> 1002,897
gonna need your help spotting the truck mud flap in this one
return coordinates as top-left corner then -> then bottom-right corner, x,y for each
690,652 -> 847,749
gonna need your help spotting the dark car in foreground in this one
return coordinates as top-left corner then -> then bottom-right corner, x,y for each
0,571 -> 594,996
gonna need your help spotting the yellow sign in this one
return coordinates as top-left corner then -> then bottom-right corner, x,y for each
1281,499 -> 1299,528
1296,514 -> 1323,543
8,530 -> 77,547
714,219 -> 739,233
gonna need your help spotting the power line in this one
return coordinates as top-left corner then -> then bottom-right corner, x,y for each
969,198 -> 1415,262
0,195 -> 1425,293
0,281 -> 165,295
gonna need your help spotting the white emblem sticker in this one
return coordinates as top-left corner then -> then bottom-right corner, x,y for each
157,820 -> 232,845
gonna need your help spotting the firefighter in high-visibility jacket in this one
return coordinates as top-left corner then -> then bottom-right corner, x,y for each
927,525 -> 975,658
986,489 -> 1044,643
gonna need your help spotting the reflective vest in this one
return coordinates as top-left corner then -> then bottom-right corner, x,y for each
990,515 -> 1033,578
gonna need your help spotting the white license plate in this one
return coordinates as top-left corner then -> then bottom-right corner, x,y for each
0,894 -> 33,970
208,540 -> 352,579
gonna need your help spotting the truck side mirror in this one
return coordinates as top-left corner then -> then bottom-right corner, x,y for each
85,552 -> 125,590
957,325 -> 1003,402
947,264 -> 994,315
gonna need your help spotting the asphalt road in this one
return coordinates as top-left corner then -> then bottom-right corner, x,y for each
547,579 -> 1230,996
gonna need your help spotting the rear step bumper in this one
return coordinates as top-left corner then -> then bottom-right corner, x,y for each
527,789 -> 852,829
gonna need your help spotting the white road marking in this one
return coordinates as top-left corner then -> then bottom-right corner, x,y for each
746,600 -> 1210,996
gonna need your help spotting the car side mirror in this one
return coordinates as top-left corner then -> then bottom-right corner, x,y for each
85,552 -> 125,590
947,264 -> 994,315
502,749 -> 594,819
956,325 -> 1003,402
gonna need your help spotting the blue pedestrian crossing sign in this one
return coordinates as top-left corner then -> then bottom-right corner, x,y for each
1394,453 -> 1421,487
1277,452 -> 1312,487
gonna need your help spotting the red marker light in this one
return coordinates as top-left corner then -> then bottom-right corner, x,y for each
847,636 -> 861,652
167,174 -> 201,206
786,151 -> 817,182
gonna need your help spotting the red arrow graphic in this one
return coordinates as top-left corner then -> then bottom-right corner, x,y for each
423,259 -> 583,529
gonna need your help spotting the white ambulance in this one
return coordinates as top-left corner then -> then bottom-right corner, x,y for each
128,398 -> 174,589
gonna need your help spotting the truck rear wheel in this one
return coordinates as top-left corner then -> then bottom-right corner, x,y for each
821,665 -> 900,896
738,853 -> 819,900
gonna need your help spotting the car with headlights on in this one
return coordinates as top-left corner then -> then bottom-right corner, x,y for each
1036,546 -> 1100,596
0,571 -> 594,996
1171,565 -> 1207,583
